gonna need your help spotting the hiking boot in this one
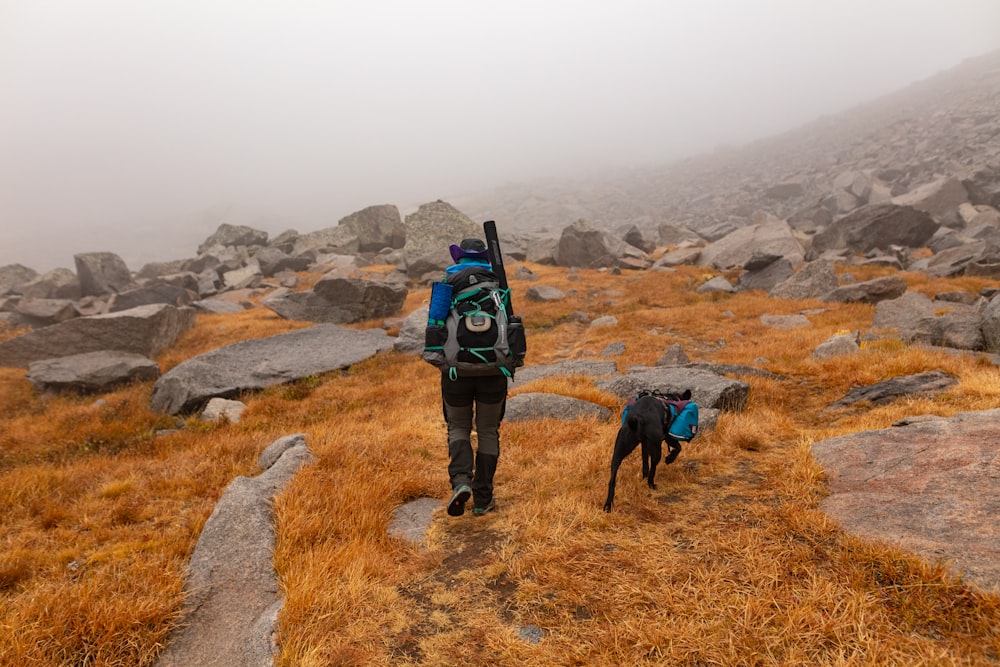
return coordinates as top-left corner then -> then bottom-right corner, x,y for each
447,485 -> 472,517
472,499 -> 496,516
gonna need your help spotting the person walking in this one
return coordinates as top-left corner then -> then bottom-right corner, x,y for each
436,238 -> 509,517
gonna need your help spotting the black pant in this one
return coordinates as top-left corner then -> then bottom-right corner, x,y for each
442,373 -> 507,507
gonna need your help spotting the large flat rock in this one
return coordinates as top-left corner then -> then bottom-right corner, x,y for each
0,304 -> 195,368
150,324 -> 394,414
812,409 -> 1000,593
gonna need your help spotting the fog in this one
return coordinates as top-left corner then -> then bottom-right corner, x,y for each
2,1 -> 999,272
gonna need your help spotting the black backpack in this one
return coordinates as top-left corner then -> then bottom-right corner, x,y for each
423,265 -> 526,379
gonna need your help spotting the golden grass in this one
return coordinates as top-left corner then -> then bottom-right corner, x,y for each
1,261 -> 998,665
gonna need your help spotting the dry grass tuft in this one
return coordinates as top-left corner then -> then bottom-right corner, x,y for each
1,262 -> 999,665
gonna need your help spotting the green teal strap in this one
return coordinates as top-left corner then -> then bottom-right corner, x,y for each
448,367 -> 458,381
500,366 -> 512,378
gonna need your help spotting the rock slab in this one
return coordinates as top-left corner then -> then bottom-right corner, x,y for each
0,304 -> 195,368
150,324 -> 394,414
155,434 -> 313,667
811,410 -> 1000,593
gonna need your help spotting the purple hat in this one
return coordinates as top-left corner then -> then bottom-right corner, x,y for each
449,238 -> 489,262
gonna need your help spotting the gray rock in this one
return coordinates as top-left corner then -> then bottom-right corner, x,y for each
966,259 -> 1000,279
653,247 -> 702,268
108,283 -> 195,312
601,341 -> 626,356
620,224 -> 655,253
0,311 -> 29,330
339,204 -> 406,252
388,497 -> 440,545
393,306 -> 428,354
15,298 -> 77,326
935,291 -> 982,306
743,250 -> 783,271
891,176 -> 969,227
200,398 -> 247,424
135,259 -> 189,281
770,260 -> 839,300
74,252 -> 134,297
656,343 -> 690,366
696,276 -> 735,294
874,292 -> 985,349
926,240 -> 989,277
185,245 -> 248,277
191,299 -> 247,314
821,276 -> 907,304
681,362 -> 786,381
21,268 -> 81,300
820,190 -> 861,215
505,392 -> 613,422
697,213 -> 804,270
765,179 -> 806,200
154,435 -> 313,667
523,235 -> 559,266
150,324 -> 394,414
301,228 -> 361,258
222,260 -> 263,290
519,625 -> 544,645
811,204 -> 939,255
983,296 -> 1000,353
0,303 -> 195,368
812,409 -> 1000,592
515,360 -> 618,384
829,370 -> 957,409
599,366 -> 749,412
872,291 -> 935,338
589,315 -> 618,328
402,201 -> 480,277
736,257 -> 795,292
26,351 -> 160,393
513,266 -> 538,281
696,218 -> 740,243
0,263 -> 38,295
657,223 -> 703,247
811,332 -> 861,359
268,229 -> 300,254
197,223 -> 268,254
251,247 -> 311,277
554,219 -> 629,269
525,285 -> 566,302
263,276 -> 407,324
917,308 -> 987,351
787,204 -> 833,235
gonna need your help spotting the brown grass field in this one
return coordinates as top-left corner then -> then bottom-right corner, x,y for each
1,261 -> 999,666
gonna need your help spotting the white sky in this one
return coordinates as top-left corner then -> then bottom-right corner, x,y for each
2,0 -> 1000,271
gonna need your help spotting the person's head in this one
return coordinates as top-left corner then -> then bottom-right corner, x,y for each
449,238 -> 490,263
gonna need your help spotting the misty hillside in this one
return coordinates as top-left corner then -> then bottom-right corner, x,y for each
452,48 -> 1000,236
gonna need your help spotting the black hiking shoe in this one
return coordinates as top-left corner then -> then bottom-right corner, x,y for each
472,499 -> 496,516
447,485 -> 472,517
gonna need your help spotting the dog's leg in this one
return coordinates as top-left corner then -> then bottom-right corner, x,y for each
604,426 -> 639,512
646,439 -> 663,490
663,436 -> 682,465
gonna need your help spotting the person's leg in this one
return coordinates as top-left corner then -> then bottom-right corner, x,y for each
442,375 -> 476,515
471,374 -> 507,511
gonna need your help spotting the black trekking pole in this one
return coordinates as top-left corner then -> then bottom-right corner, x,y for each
483,220 -> 513,318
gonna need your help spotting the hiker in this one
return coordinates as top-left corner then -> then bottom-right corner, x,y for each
436,238 -> 509,517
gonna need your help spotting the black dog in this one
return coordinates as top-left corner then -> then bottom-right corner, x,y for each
603,389 -> 690,512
